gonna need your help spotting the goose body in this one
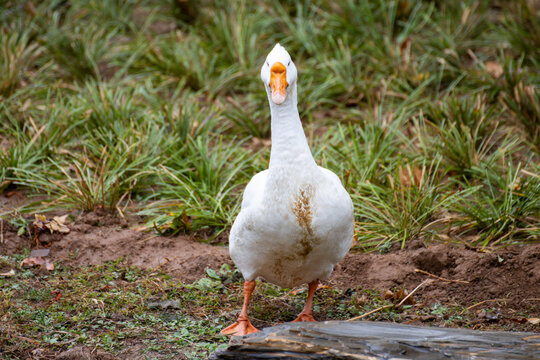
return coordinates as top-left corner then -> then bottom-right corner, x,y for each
222,44 -> 354,336
230,161 -> 353,288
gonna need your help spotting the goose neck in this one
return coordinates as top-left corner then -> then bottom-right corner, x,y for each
268,85 -> 315,169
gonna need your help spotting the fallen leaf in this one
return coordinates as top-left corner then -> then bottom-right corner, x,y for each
394,288 -> 416,305
290,288 -> 306,296
317,284 -> 332,290
46,215 -> 70,234
20,256 -> 46,267
0,269 -> 16,277
33,214 -> 47,230
20,256 -> 55,271
510,317 -> 527,324
383,290 -> 394,299
485,61 -> 503,78
45,261 -> 55,271
527,318 -> 540,325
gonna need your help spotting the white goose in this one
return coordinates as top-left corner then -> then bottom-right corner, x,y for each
222,44 -> 354,336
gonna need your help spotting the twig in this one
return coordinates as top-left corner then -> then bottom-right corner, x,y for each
414,268 -> 470,284
0,218 -> 4,244
348,279 -> 433,321
116,190 -> 129,223
14,335 -> 41,344
396,279 -> 433,307
55,335 -> 81,346
460,299 -> 505,314
347,304 -> 394,321
521,169 -> 540,179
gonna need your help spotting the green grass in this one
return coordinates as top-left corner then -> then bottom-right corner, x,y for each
0,258 -> 232,359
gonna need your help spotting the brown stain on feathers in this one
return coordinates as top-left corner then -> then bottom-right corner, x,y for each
292,184 -> 315,258
271,185 -> 319,284
292,185 -> 314,235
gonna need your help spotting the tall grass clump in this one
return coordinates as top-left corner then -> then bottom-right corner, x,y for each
15,149 -> 146,212
498,0 -> 540,66
497,58 -> 540,153
353,159 -> 470,251
453,161 -> 540,246
417,95 -> 523,181
141,136 -> 253,238
0,24 -> 41,97
44,15 -> 120,81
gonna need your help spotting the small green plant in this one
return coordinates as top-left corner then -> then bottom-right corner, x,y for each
418,97 -> 520,179
44,16 -> 120,81
0,24 -> 41,97
501,76 -> 540,153
354,159 -> 471,250
498,0 -> 540,65
142,135 -> 252,237
16,149 -> 143,212
454,161 -> 540,247
0,117 -> 47,192
138,33 -> 215,91
222,93 -> 270,138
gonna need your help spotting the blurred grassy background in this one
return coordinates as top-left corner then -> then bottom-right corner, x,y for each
0,0 -> 538,249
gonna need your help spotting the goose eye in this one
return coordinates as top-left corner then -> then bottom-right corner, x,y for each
287,61 -> 290,66
266,61 -> 269,66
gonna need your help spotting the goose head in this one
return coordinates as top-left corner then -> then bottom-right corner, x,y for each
261,43 -> 297,105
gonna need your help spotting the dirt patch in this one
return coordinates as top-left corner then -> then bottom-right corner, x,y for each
332,244 -> 540,316
1,209 -> 539,329
1,211 -> 230,284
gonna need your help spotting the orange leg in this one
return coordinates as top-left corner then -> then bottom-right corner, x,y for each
292,280 -> 318,322
221,280 -> 258,336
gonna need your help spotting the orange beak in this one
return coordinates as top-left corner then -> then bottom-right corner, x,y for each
269,62 -> 288,104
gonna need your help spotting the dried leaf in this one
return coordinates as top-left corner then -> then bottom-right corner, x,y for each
394,288 -> 416,305
351,233 -> 358,248
46,215 -> 70,234
399,167 -> 411,188
317,284 -> 332,290
32,214 -> 70,234
527,318 -> 540,325
33,214 -> 47,230
45,261 -> 55,271
0,269 -> 16,277
21,256 -> 46,267
510,317 -> 527,324
485,61 -> 503,78
20,256 -> 55,271
413,166 -> 423,187
290,288 -> 306,296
